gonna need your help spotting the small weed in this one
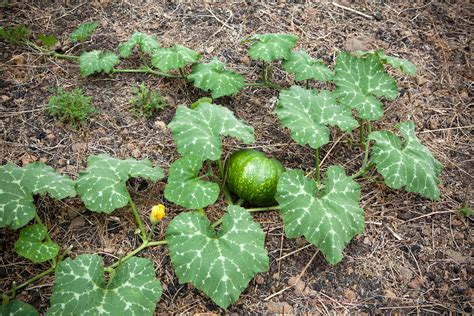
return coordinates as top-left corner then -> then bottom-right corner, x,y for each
0,25 -> 29,45
130,84 -> 167,118
48,88 -> 96,125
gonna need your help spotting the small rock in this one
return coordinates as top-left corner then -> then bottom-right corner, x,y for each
343,289 -> 357,300
345,35 -> 373,51
1,95 -> 11,102
132,149 -> 141,158
363,236 -> 371,245
452,218 -> 463,226
240,56 -> 250,65
288,276 -> 305,293
408,277 -> 424,289
303,286 -> 317,296
384,289 -> 397,299
11,54 -> 25,65
154,120 -> 167,131
439,284 -> 449,296
67,216 -> 85,231
205,46 -> 215,54
39,157 -> 48,163
397,265 -> 414,282
416,76 -> 429,86
459,90 -> 469,100
71,142 -> 87,152
21,155 -> 37,166
266,301 -> 293,314
255,275 -> 264,285
295,237 -> 306,247
445,249 -> 468,264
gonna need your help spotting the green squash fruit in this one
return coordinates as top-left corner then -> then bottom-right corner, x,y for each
225,149 -> 285,206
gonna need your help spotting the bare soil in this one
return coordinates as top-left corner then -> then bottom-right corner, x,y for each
0,1 -> 472,314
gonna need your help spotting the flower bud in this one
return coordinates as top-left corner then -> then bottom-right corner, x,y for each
150,204 -> 166,224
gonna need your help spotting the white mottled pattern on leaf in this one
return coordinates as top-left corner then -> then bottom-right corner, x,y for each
0,162 -> 75,229
334,52 -> 399,121
118,31 -> 160,57
275,86 -> 357,149
275,167 -> 364,265
187,57 -> 244,98
369,121 -> 442,200
76,154 -> 164,213
47,254 -> 162,316
166,206 -> 269,309
164,155 -> 219,209
14,224 -> 59,263
168,102 -> 254,161
79,50 -> 120,76
151,45 -> 200,73
0,300 -> 38,316
283,50 -> 333,82
354,50 -> 416,76
248,33 -> 297,62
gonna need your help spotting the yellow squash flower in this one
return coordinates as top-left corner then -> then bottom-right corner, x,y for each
150,204 -> 166,224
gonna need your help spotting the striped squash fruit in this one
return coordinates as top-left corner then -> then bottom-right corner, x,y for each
225,149 -> 285,206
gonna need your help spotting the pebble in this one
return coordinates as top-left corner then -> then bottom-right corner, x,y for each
384,289 -> 397,299
266,301 -> 293,314
342,289 -> 357,300
255,275 -> 264,285
407,277 -> 424,289
288,276 -> 305,293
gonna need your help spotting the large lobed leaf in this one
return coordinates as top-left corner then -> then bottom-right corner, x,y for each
168,102 -> 254,161
118,31 -> 160,57
166,205 -> 269,309
275,166 -> 364,264
151,45 -> 200,73
369,121 -> 442,200
14,224 -> 59,263
283,50 -> 333,82
79,50 -> 120,76
0,162 -> 75,229
164,155 -> 219,209
76,154 -> 164,213
275,85 -> 357,149
247,33 -> 298,62
0,300 -> 38,316
187,57 -> 245,98
48,254 -> 162,315
334,52 -> 398,121
354,50 -> 416,76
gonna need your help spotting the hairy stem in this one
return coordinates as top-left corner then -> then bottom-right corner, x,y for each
262,61 -> 267,85
359,119 -> 365,145
107,240 -> 167,269
217,159 -> 224,179
111,68 -> 180,78
128,196 -> 147,242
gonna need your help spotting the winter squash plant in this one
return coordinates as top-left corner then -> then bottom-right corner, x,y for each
0,24 -> 443,314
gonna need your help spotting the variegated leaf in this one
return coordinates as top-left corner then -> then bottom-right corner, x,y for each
275,166 -> 364,264
76,154 -> 163,213
369,121 -> 442,200
0,162 -> 75,229
168,102 -> 254,161
79,50 -> 120,76
151,45 -> 200,73
164,155 -> 219,209
166,205 -> 269,309
187,57 -> 244,98
48,254 -> 162,315
118,31 -> 160,57
334,52 -> 398,121
247,33 -> 298,62
14,224 -> 59,263
283,50 -> 333,82
275,85 -> 357,149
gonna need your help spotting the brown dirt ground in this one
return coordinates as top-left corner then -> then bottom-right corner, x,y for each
0,1 -> 473,314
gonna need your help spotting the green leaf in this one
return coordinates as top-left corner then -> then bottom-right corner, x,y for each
14,224 -> 59,263
168,102 -> 254,161
369,121 -> 442,200
79,50 -> 120,76
190,97 -> 213,109
37,34 -> 57,48
166,205 -> 269,309
151,45 -> 201,73
76,154 -> 164,213
164,156 -> 219,209
283,50 -> 333,82
354,50 -> 416,76
275,166 -> 364,265
247,33 -> 298,62
70,22 -> 98,43
118,31 -> 160,58
275,86 -> 357,149
48,254 -> 162,315
0,162 -> 75,229
188,57 -> 244,98
0,25 -> 29,45
334,52 -> 399,121
0,300 -> 38,316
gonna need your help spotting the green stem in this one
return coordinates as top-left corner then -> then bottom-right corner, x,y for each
34,214 -> 53,243
107,240 -> 167,269
352,122 -> 372,179
179,67 -> 187,79
223,184 -> 233,205
315,147 -> 320,186
128,196 -> 147,242
51,52 -> 79,60
359,119 -> 365,145
262,61 -> 268,86
212,205 -> 280,228
236,198 -> 245,206
217,159 -> 224,179
111,68 -> 180,78
2,265 -> 56,297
